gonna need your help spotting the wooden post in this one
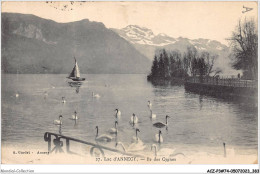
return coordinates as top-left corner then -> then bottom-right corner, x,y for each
66,139 -> 70,153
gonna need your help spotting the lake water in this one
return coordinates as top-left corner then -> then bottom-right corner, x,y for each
1,74 -> 258,163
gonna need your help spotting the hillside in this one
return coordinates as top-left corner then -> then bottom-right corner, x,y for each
1,13 -> 151,74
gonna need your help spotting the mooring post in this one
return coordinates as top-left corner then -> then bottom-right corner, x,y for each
66,139 -> 70,153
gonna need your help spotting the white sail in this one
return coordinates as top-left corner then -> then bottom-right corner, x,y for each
74,61 -> 80,78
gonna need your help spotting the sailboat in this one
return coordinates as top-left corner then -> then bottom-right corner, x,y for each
67,57 -> 85,81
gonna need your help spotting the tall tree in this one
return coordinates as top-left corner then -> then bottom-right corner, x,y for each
186,47 -> 198,76
229,18 -> 258,80
150,55 -> 159,78
162,49 -> 170,79
158,53 -> 165,79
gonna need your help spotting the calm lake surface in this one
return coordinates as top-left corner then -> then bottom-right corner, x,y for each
1,74 -> 258,157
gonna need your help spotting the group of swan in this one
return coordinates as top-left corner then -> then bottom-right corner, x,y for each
94,108 -> 121,143
152,116 -> 170,143
54,110 -> 79,125
147,101 -> 172,144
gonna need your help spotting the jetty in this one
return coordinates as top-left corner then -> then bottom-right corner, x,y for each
184,76 -> 257,103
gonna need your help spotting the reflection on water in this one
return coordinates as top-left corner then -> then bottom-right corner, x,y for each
68,81 -> 82,94
1,74 -> 258,159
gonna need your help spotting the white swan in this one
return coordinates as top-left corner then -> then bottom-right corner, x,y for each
128,141 -> 146,152
131,128 -> 141,143
95,126 -> 113,142
92,92 -> 100,98
150,110 -> 156,119
61,97 -> 66,103
116,141 -> 146,152
54,115 -> 62,125
126,128 -> 146,151
130,113 -> 138,124
109,121 -> 118,134
115,109 -> 121,119
147,101 -> 152,110
154,130 -> 163,143
153,115 -> 170,128
15,93 -> 19,98
71,111 -> 79,120
151,144 -> 184,158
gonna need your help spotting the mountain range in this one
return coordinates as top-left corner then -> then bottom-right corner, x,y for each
2,13 -> 236,75
2,13 -> 150,74
112,25 -> 236,75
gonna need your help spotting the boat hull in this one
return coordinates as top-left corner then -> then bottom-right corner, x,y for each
67,77 -> 85,81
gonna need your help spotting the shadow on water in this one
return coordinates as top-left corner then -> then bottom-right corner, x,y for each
149,78 -> 184,87
186,90 -> 257,113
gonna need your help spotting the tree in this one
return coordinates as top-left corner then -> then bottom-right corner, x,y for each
162,49 -> 170,79
158,53 -> 165,79
200,51 -> 219,76
229,18 -> 258,80
186,47 -> 198,76
150,55 -> 159,78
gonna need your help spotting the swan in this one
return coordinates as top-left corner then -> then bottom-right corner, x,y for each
71,111 -> 79,120
61,97 -> 66,103
116,141 -> 146,152
147,101 -> 152,110
130,113 -> 138,124
153,115 -> 170,128
131,128 -> 141,143
95,126 -> 113,142
129,129 -> 146,151
54,115 -> 62,125
92,92 -> 100,98
15,93 -> 19,98
150,110 -> 156,119
109,121 -> 118,134
115,109 -> 121,119
154,130 -> 163,143
151,144 -> 185,157
128,140 -> 146,152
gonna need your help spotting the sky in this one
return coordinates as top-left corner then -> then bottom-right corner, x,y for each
1,1 -> 258,45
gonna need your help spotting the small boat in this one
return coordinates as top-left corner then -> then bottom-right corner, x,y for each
67,57 -> 85,81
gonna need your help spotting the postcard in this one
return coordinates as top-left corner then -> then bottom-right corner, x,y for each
1,1 -> 258,167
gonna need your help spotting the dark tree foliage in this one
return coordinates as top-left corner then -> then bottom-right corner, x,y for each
229,18 -> 258,80
147,49 -> 188,82
147,48 -> 219,83
150,55 -> 159,78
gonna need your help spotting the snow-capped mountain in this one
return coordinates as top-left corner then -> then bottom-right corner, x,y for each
113,25 -> 177,46
112,25 -> 228,55
112,25 -> 236,75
